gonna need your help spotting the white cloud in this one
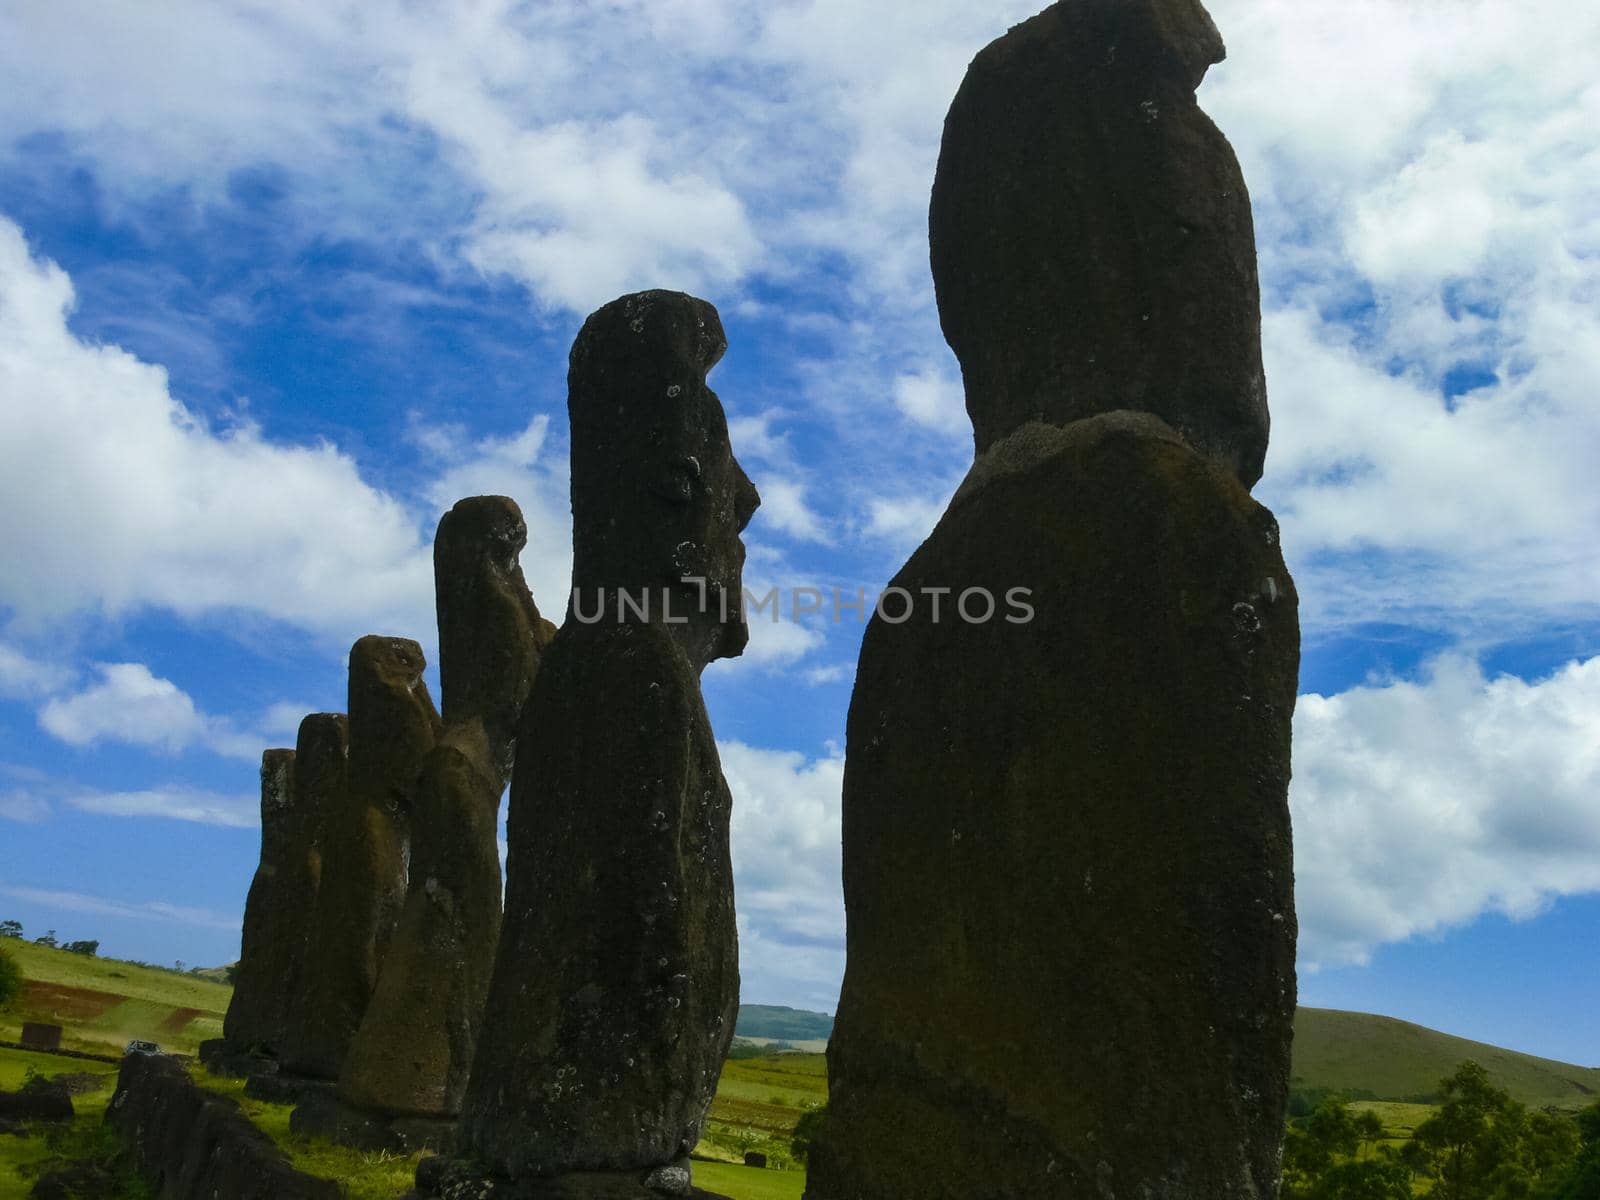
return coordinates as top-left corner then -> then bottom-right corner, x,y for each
1259,307 -> 1600,633
0,218 -> 435,643
417,414 -> 574,623
0,642 -> 69,700
860,492 -> 948,553
0,790 -> 51,823
721,740 -> 845,1010
0,885 -> 238,931
1293,655 -> 1600,969
65,786 -> 257,829
1200,0 -> 1600,635
753,475 -> 831,544
891,366 -> 967,437
38,663 -> 260,761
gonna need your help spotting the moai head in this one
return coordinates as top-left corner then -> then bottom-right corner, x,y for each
258,749 -> 297,860
294,713 -> 349,806
929,0 -> 1269,487
347,635 -> 440,814
567,290 -> 761,668
434,495 -> 549,777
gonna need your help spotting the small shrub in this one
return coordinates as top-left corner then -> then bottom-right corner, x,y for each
0,943 -> 23,1010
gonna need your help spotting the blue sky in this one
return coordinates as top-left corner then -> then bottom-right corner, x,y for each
1,1 -> 1597,1065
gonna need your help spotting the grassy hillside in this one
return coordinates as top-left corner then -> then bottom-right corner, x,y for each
0,937 -> 230,1056
1293,1007 -> 1600,1109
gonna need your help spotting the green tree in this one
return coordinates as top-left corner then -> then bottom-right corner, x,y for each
64,939 -> 100,957
1284,1099 -> 1364,1199
791,1105 -> 828,1166
0,919 -> 22,939
1408,1062 -> 1529,1200
1354,1110 -> 1386,1160
34,929 -> 58,948
1553,1103 -> 1600,1200
0,944 -> 21,1010
1316,1159 -> 1415,1200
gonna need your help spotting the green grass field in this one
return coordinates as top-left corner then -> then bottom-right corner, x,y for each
191,1070 -> 423,1200
0,938 -> 230,1057
0,1043 -> 128,1197
11,936 -> 1598,1198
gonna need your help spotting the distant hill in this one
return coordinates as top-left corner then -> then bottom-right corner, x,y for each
1293,1007 -> 1600,1110
729,1003 -> 1598,1111
735,1004 -> 834,1043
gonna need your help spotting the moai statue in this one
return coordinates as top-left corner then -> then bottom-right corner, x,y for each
451,290 -> 759,1195
282,637 -> 440,1082
337,497 -> 556,1136
220,748 -> 311,1061
808,3 -> 1300,1198
270,714 -> 348,1067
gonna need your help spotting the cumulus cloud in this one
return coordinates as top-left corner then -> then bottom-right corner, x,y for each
0,218 -> 435,641
1201,0 -> 1600,634
0,642 -> 69,700
860,491 -> 950,553
721,740 -> 846,1010
37,663 -> 262,760
1292,655 -> 1600,969
753,476 -> 832,545
417,414 -> 574,621
891,367 -> 968,437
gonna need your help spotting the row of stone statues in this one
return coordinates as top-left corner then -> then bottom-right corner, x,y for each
212,291 -> 758,1196
213,1 -> 1299,1197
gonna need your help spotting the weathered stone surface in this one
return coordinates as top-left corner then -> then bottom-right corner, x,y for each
244,1070 -> 324,1106
564,290 -> 760,667
222,747 -> 312,1058
338,497 -> 555,1122
809,414 -> 1299,1199
929,0 -> 1270,486
20,1022 -> 61,1051
29,1161 -> 119,1199
434,494 -> 558,787
458,291 -> 758,1183
107,1051 -> 340,1200
338,724 -> 508,1119
283,640 -> 439,1080
274,713 -> 348,1066
0,1076 -> 73,1122
414,1154 -> 733,1200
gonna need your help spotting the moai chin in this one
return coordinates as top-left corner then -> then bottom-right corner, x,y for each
808,2 -> 1300,1197
337,496 -> 555,1130
455,290 -> 759,1192
282,637 -> 439,1082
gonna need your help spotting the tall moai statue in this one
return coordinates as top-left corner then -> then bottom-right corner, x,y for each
337,496 -> 557,1132
282,637 -> 441,1081
809,3 -> 1300,1198
453,290 -> 760,1195
272,713 -> 348,1063
220,748 -> 316,1060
